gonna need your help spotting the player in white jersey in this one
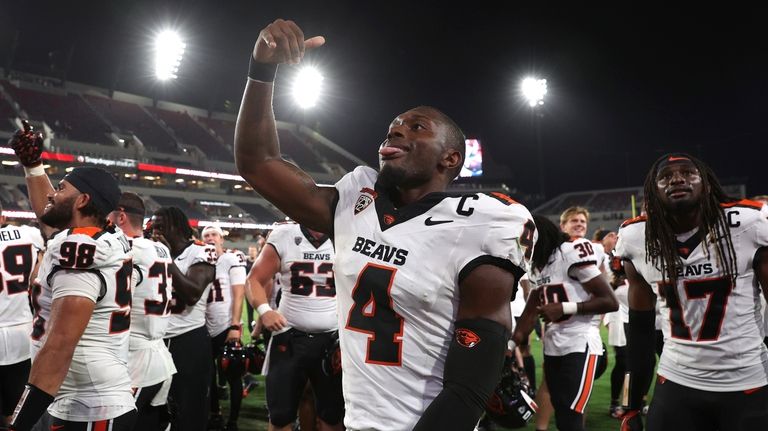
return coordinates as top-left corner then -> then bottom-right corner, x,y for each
513,216 -> 617,431
234,21 -> 536,430
6,128 -> 136,431
108,192 -> 176,430
201,225 -> 247,431
248,222 -> 343,431
150,207 -> 216,431
531,206 -> 608,431
617,153 -> 768,431
0,204 -> 44,428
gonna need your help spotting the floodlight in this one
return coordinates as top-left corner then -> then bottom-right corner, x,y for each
292,66 -> 324,109
521,77 -> 547,107
155,30 -> 186,81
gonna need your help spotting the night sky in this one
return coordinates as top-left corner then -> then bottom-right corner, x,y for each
2,1 -> 766,200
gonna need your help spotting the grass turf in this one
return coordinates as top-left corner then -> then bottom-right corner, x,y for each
221,316 -> 654,430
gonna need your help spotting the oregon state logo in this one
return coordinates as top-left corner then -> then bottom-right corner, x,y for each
455,328 -> 481,348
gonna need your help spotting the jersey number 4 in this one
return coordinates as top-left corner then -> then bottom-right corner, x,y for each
345,263 -> 404,366
660,276 -> 733,341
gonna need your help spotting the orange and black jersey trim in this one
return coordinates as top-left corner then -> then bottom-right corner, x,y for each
720,199 -> 765,211
620,215 -> 647,228
485,192 -> 519,206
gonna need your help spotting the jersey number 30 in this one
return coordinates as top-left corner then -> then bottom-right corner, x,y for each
345,263 -> 404,366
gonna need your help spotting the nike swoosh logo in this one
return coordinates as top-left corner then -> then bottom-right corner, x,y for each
425,217 -> 453,226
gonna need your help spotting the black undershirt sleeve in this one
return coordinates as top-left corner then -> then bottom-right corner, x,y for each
413,318 -> 509,431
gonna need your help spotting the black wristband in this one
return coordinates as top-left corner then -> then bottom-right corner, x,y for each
10,384 -> 55,431
248,56 -> 277,82
228,324 -> 242,332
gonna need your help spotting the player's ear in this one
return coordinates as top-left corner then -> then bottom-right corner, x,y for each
440,149 -> 462,173
75,192 -> 91,211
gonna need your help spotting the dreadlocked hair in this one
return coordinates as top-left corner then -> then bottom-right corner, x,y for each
154,206 -> 195,241
531,215 -> 570,272
643,153 -> 738,285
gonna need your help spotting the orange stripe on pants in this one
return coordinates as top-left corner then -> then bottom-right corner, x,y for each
573,354 -> 597,413
92,420 -> 108,431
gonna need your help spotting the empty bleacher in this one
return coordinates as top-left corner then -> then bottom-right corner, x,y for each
84,95 -> 178,153
313,143 -> 358,172
150,108 -> 231,161
0,92 -> 18,131
3,83 -> 111,143
587,190 -> 634,212
277,129 -> 324,172
236,202 -> 280,223
151,195 -> 207,220
197,116 -> 235,150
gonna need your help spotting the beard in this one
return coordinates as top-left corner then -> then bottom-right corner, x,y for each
39,195 -> 76,229
378,163 -> 431,191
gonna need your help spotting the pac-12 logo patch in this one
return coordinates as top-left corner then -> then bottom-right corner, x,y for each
294,236 -> 302,245
455,328 -> 481,348
355,195 -> 373,215
355,187 -> 377,215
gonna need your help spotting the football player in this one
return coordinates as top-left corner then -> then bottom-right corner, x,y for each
234,19 -> 536,430
248,222 -> 343,431
201,225 -> 247,431
0,202 -> 44,428
533,206 -> 607,431
9,122 -> 137,431
513,215 -> 618,431
108,193 -> 176,430
152,207 -> 217,431
618,154 -> 768,430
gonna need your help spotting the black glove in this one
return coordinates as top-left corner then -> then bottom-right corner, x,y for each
620,409 -> 643,431
9,120 -> 44,167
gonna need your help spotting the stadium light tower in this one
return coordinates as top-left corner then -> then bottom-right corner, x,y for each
154,30 -> 186,81
521,77 -> 548,107
292,66 -> 324,109
521,76 -> 548,197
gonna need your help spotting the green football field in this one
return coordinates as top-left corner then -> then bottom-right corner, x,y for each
225,321 -> 654,430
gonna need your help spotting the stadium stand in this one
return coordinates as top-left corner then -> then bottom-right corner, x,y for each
149,108 -> 232,161
0,70 -> 361,243
236,202 -> 282,223
151,195 -> 207,220
0,93 -> 18,131
197,116 -> 236,150
83,94 -> 179,153
277,128 -> 325,172
2,82 -> 111,143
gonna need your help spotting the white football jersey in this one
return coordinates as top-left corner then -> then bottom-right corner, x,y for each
333,167 -> 535,431
128,236 -> 176,388
616,200 -> 768,392
0,224 -> 44,365
40,226 -> 135,421
165,241 -> 217,338
267,223 -> 337,333
529,237 -> 604,356
205,249 -> 247,337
